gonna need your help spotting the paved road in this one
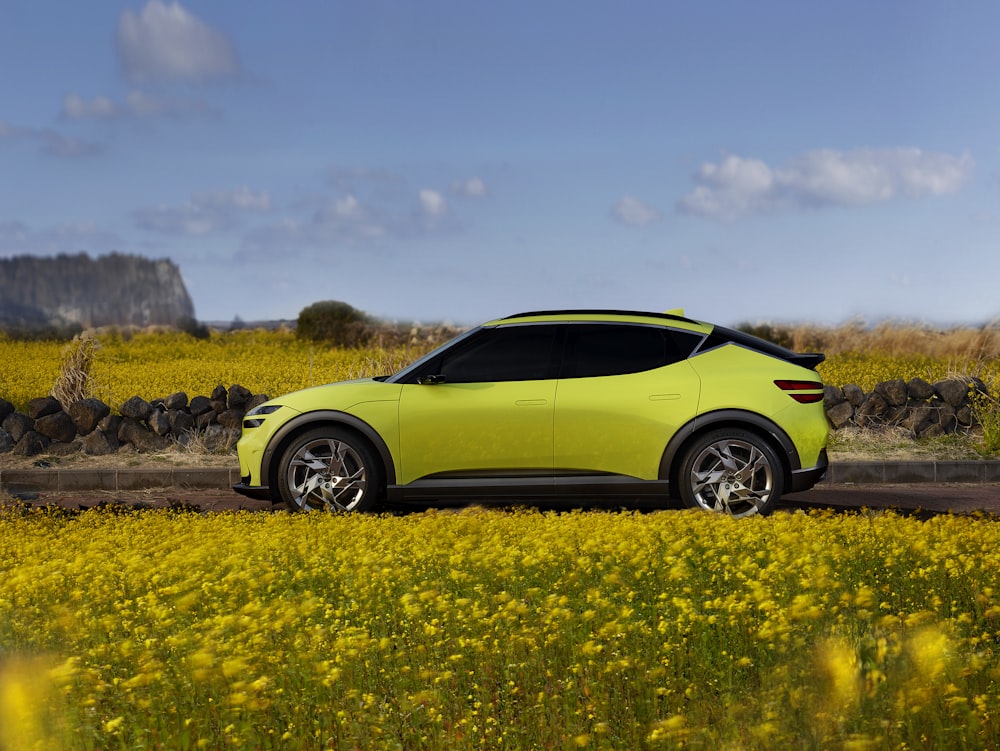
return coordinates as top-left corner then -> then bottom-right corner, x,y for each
15,483 -> 1000,517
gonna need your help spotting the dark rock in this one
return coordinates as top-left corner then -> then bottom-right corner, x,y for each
0,398 -> 13,423
217,409 -> 244,430
0,428 -> 13,453
48,438 -> 83,457
929,401 -> 957,432
196,410 -> 218,429
189,395 -> 213,417
82,429 -> 118,456
906,377 -> 935,400
874,379 -> 908,407
824,385 -> 845,406
34,410 -> 78,443
901,404 -> 934,434
13,430 -> 49,456
855,393 -> 888,427
163,392 -> 188,410
169,409 -> 195,435
99,414 -> 122,437
28,396 -> 62,419
957,405 -> 974,426
148,409 -> 172,437
825,401 -> 854,429
118,417 -> 171,452
843,384 -> 865,407
210,385 -> 227,402
68,398 -> 110,435
935,379 -> 970,408
2,412 -> 34,442
120,395 -> 152,422
210,399 -> 227,414
228,384 -> 252,410
203,424 -> 239,452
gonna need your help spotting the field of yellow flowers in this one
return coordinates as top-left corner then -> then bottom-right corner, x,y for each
2,506 -> 999,750
3,325 -> 1000,411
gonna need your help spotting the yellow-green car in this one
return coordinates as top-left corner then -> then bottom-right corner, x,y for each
234,310 -> 828,518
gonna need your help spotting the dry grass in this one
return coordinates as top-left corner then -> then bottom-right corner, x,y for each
49,333 -> 100,408
781,319 -> 1000,359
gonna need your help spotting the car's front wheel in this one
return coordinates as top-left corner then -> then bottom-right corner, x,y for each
678,429 -> 783,518
276,427 -> 382,512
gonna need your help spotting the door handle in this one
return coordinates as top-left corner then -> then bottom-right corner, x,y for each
515,399 -> 547,406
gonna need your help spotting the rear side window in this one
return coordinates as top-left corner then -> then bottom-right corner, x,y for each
437,325 -> 558,382
560,324 -> 699,378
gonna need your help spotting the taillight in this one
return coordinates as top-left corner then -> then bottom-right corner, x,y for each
774,380 -> 824,403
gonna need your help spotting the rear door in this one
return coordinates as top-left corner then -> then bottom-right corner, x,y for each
553,324 -> 702,480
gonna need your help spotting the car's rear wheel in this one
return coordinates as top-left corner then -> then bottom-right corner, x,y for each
276,427 -> 382,512
678,428 -> 783,518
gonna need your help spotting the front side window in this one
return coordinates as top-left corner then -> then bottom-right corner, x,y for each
560,324 -> 698,378
435,325 -> 558,383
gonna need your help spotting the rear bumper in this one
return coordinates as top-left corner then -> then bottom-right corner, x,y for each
233,482 -> 273,501
790,448 -> 829,493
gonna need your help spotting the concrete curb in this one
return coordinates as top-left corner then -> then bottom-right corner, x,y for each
3,462 -> 1000,495
0,467 -> 241,495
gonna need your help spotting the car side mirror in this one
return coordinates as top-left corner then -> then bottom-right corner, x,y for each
417,374 -> 447,385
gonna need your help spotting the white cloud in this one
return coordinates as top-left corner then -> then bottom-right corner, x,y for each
0,119 -> 101,158
451,176 -> 487,198
134,187 -> 271,236
678,148 -> 974,220
611,195 -> 662,226
62,94 -> 119,119
419,189 -> 449,217
116,0 -> 242,84
61,90 -> 216,120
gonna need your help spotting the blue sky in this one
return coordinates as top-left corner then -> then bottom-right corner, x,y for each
2,1 -> 998,327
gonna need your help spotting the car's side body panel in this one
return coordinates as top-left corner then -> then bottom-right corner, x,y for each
552,360 -> 701,480
396,380 -> 556,484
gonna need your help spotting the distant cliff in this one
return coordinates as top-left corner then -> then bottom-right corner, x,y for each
0,253 -> 195,331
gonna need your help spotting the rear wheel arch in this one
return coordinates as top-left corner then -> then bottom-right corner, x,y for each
661,411 -> 797,497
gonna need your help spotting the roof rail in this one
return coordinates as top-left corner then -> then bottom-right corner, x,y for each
501,309 -> 700,324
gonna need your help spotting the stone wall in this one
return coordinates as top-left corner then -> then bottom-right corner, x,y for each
824,377 -> 983,437
0,385 -> 266,458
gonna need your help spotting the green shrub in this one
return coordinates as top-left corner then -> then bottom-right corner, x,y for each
296,300 -> 377,347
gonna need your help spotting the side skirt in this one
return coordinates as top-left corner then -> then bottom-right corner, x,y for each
386,474 -> 671,504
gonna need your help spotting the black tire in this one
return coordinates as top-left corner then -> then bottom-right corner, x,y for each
677,428 -> 783,518
276,426 -> 383,512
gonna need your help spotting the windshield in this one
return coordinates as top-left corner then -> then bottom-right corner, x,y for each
385,327 -> 482,384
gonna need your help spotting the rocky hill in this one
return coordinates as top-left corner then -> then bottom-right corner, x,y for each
0,253 -> 195,332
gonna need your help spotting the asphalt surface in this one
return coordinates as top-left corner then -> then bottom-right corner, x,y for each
4,461 -> 1000,516
6,482 -> 1000,518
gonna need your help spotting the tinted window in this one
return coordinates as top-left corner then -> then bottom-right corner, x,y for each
560,324 -> 696,378
437,325 -> 557,382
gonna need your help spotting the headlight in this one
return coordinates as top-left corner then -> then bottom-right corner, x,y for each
243,404 -> 282,428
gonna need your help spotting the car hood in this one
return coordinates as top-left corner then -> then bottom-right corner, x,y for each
260,378 -> 403,415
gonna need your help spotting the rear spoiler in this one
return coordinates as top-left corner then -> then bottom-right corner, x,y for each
787,352 -> 825,369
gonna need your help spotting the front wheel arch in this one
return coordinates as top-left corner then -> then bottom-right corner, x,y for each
263,411 -> 397,500
275,424 -> 385,512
